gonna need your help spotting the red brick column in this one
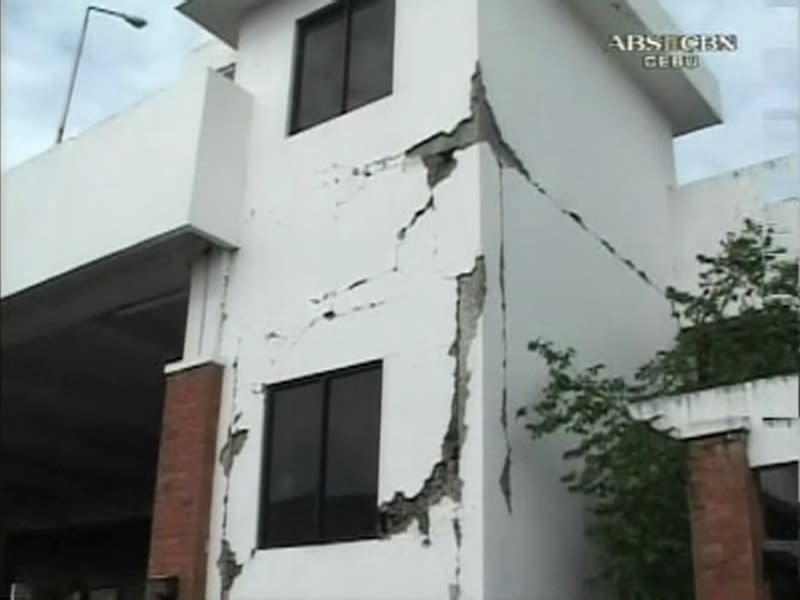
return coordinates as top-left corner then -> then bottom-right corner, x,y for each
147,362 -> 224,600
688,432 -> 770,600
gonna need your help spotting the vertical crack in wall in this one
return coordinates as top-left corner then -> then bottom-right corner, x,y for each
217,539 -> 242,600
217,341 -> 244,599
449,517 -> 463,600
215,251 -> 235,356
497,167 -> 512,513
378,256 -> 486,543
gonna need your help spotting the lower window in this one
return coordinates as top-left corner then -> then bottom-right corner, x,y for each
257,360 -> 383,548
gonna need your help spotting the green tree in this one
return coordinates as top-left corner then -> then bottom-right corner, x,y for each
521,219 -> 798,599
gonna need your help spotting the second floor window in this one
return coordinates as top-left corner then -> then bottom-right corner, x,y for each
290,0 -> 396,133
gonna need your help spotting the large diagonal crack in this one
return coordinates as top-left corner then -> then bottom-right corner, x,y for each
405,63 -> 531,187
403,62 -> 668,299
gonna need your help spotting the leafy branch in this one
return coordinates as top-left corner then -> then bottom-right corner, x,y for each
520,219 -> 798,599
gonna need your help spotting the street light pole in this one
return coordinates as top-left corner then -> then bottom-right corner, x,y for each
55,5 -> 148,144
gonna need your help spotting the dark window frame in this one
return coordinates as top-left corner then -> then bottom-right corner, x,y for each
288,0 -> 395,134
257,360 -> 383,549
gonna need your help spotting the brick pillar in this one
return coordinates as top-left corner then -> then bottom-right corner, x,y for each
688,432 -> 770,600
147,362 -> 223,600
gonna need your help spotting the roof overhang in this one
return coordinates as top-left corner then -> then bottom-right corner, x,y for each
177,0 -> 267,48
566,0 -> 722,136
179,0 -> 723,136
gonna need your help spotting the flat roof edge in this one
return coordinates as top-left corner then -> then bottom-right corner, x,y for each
176,0 -> 241,48
567,0 -> 723,136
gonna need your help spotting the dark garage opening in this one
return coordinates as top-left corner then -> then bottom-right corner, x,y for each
0,290 -> 189,599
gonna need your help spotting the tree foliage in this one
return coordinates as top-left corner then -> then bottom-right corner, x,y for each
522,219 -> 798,599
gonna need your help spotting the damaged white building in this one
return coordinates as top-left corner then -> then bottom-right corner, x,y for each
1,1 -> 797,599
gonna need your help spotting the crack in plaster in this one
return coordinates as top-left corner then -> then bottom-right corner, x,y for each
403,62 -> 669,305
449,517 -> 463,600
219,429 -> 248,478
378,256 -> 486,544
397,195 -> 436,241
215,252 -> 234,355
262,297 -> 390,371
310,268 -> 400,306
322,153 -> 405,204
217,539 -> 242,600
405,63 -> 531,192
217,343 -> 244,597
304,300 -> 388,335
395,60 -> 669,521
498,167 -> 513,514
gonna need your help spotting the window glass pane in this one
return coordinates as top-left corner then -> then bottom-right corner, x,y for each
263,381 -> 323,546
293,6 -> 347,132
323,364 -> 382,540
346,0 -> 395,111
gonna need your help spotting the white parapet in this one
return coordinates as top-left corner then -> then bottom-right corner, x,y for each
1,67 -> 252,299
632,375 -> 799,468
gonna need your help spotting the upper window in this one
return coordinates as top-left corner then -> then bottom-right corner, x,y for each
290,0 -> 396,134
258,361 -> 383,548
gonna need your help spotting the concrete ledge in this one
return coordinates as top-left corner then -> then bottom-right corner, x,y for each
164,354 -> 227,375
632,375 -> 799,424
632,375 -> 800,468
674,416 -> 750,441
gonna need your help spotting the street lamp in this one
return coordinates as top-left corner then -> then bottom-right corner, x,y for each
55,5 -> 148,144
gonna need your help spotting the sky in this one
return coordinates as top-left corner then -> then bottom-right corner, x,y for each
1,0 -> 798,185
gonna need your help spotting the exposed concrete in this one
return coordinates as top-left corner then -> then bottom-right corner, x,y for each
403,64 -> 669,521
405,62 -> 668,309
219,428 -> 248,478
405,63 -> 531,186
378,256 -> 486,542
216,539 -> 242,599
216,348 -> 244,597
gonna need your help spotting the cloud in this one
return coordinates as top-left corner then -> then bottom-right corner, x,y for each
1,0 -> 209,171
658,0 -> 799,183
2,1 -> 797,183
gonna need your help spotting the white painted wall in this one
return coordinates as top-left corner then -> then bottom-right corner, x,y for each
201,1 -> 488,598
0,67 -> 251,298
669,155 -> 799,295
477,1 -> 681,598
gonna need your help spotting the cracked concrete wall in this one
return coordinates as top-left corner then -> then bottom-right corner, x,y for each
197,0 -> 487,598
477,1 -> 683,598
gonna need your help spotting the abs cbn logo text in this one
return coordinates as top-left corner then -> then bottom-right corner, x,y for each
607,34 -> 738,69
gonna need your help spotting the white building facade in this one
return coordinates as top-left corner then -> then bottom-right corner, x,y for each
3,1 -> 795,599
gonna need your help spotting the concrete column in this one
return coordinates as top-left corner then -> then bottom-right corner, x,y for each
688,431 -> 770,600
146,361 -> 223,600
